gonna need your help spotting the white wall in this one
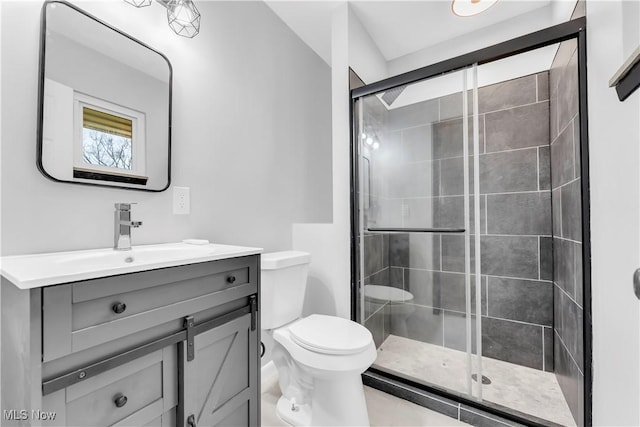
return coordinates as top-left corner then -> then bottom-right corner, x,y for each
293,3 -> 350,321
0,0 -> 332,256
587,1 -> 640,425
347,7 -> 387,84
292,4 -> 385,323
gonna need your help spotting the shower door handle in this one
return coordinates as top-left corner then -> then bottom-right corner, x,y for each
633,268 -> 640,300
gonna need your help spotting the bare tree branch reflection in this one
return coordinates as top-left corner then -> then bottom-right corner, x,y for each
82,129 -> 132,170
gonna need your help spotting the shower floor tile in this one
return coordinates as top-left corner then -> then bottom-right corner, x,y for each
375,335 -> 576,426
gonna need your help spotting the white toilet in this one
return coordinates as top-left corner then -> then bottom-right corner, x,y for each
261,251 -> 377,426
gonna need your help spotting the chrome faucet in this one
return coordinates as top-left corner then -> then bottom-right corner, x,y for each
114,203 -> 143,250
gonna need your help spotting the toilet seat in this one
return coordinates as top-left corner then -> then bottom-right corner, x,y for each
272,318 -> 376,374
288,314 -> 372,355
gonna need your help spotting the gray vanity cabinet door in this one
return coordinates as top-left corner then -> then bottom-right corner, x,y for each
180,313 -> 258,427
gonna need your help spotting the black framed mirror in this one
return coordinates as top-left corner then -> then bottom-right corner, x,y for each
37,0 -> 172,191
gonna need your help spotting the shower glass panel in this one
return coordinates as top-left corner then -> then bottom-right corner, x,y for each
355,66 -> 484,400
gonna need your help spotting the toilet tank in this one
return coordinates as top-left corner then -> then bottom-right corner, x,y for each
260,251 -> 311,330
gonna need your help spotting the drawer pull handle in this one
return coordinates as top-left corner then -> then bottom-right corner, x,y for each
112,302 -> 127,314
226,275 -> 236,284
114,394 -> 128,408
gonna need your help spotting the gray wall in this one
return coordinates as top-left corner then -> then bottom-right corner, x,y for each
550,37 -> 584,427
0,0 -> 332,256
363,72 -> 554,371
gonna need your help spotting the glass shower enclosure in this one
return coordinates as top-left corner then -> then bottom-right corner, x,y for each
351,21 -> 590,426
353,65 -> 486,400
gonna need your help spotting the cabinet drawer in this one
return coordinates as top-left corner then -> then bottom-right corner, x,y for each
42,347 -> 177,427
73,265 -> 250,331
43,255 -> 259,361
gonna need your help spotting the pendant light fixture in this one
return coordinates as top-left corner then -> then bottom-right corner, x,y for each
123,0 -> 201,38
166,0 -> 201,38
452,0 -> 499,17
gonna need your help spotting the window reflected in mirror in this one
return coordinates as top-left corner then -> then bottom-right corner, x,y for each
38,1 -> 171,190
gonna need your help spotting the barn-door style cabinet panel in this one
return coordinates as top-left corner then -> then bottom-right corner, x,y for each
1,253 -> 261,427
179,312 -> 258,426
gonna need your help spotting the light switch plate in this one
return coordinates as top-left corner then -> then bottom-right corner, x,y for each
173,187 -> 190,215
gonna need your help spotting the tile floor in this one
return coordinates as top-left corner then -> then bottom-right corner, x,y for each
375,335 -> 576,426
261,376 -> 469,427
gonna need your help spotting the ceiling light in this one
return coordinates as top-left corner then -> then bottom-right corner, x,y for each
366,137 -> 373,145
124,0 -> 152,7
451,0 -> 498,17
372,141 -> 380,150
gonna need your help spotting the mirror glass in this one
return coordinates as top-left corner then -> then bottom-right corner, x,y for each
39,1 -> 171,191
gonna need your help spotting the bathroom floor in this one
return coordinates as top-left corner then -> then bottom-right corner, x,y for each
375,335 -> 576,426
261,377 -> 469,427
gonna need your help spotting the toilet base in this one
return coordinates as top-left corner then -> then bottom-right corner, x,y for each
275,374 -> 370,426
270,318 -> 376,426
277,395 -> 311,426
309,375 -> 370,426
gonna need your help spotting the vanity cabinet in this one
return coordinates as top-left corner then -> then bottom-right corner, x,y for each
1,254 -> 260,427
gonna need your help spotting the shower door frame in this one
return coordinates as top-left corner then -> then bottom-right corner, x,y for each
349,16 -> 592,427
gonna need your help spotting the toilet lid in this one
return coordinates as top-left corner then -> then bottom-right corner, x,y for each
288,314 -> 373,355
364,285 -> 413,303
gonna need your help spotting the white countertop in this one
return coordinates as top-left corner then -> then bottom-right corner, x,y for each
0,242 -> 263,289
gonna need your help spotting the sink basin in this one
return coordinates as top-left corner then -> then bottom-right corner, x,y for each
54,245 -> 219,267
0,242 -> 263,289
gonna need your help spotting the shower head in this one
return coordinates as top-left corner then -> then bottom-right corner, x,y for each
381,85 -> 406,107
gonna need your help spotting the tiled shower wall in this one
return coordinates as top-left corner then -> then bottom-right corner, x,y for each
550,38 -> 584,427
362,73 -> 555,371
